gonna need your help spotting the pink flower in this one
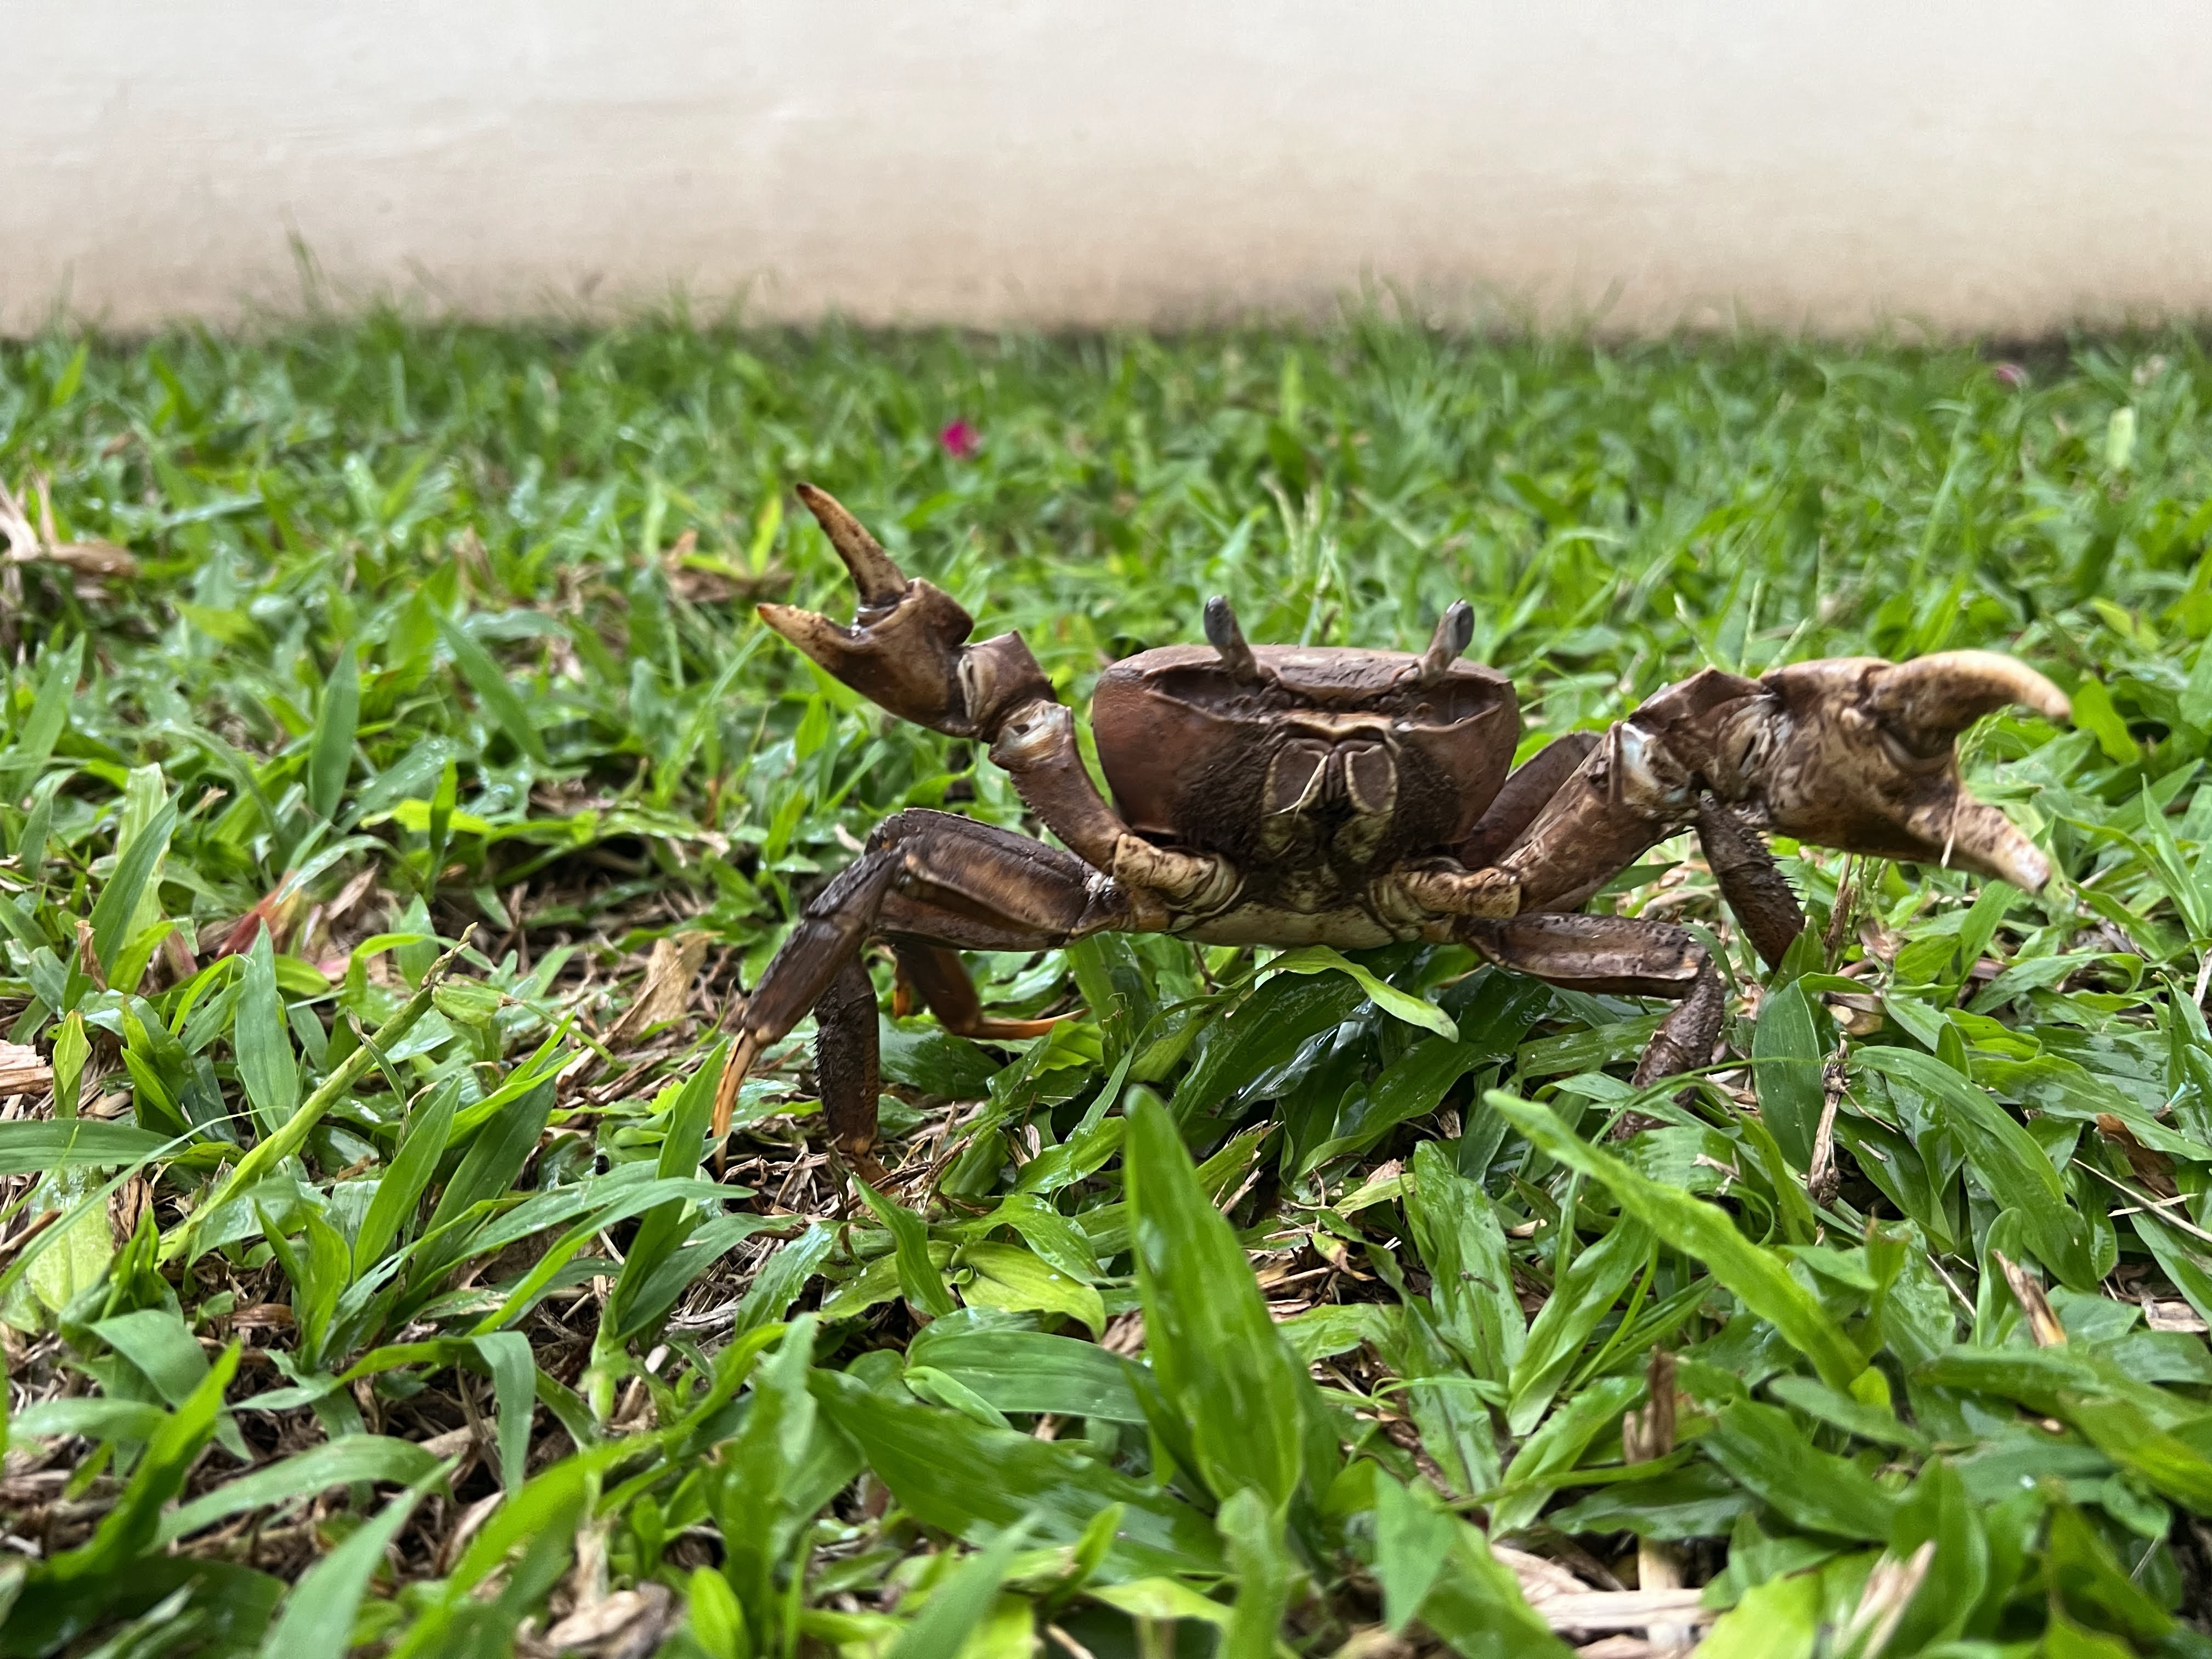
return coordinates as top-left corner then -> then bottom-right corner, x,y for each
1991,363 -> 2027,389
939,420 -> 980,460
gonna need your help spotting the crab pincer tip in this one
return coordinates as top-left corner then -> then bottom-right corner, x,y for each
794,483 -> 908,606
757,602 -> 852,672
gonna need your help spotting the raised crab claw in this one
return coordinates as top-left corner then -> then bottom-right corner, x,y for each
723,486 -> 2069,1176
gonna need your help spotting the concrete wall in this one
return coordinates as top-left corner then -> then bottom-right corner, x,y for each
9,2 -> 2212,336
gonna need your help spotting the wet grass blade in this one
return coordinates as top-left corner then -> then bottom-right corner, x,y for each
884,1515 -> 1035,1659
1857,1046 -> 2096,1289
1751,978 -> 1824,1171
0,1120 -> 170,1172
471,1331 -> 537,1493
1487,1090 -> 1869,1393
162,949 -> 461,1264
163,1436 -> 444,1545
854,1174 -> 958,1321
234,929 -> 298,1137
257,1470 -> 442,1659
307,644 -> 359,821
811,1368 -> 1224,1576
1506,1218 -> 1651,1433
86,798 -> 174,981
1125,1096 -> 1319,1509
353,1081 -> 457,1273
438,616 -> 548,767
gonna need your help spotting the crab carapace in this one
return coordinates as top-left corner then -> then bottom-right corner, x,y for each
716,484 -> 2070,1176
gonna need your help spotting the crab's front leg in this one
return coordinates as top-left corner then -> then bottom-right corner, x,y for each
716,809 -> 1131,1168
1490,652 -> 2067,916
761,486 -> 1231,912
1460,913 -> 1726,1091
1446,651 -> 2067,1104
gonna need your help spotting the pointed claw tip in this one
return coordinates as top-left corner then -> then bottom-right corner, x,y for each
757,602 -> 845,665
1936,798 -> 2055,893
1974,840 -> 2053,894
1876,650 -> 2071,747
793,482 -> 907,605
713,1032 -> 760,1139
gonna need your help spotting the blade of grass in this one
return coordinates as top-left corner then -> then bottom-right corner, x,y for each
161,936 -> 467,1265
1486,1090 -> 1869,1395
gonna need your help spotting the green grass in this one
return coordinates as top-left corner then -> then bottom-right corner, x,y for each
2,315 -> 2212,1657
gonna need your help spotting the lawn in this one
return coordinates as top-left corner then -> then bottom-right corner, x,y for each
2,317 -> 2211,1657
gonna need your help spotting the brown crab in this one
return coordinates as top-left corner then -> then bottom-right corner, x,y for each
714,485 -> 2070,1173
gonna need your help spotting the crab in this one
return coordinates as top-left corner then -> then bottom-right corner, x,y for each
713,484 -> 2071,1175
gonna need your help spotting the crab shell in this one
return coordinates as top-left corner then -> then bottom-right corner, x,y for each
1090,644 -> 1520,869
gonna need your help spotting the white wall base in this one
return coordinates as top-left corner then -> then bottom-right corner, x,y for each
10,3 -> 2211,335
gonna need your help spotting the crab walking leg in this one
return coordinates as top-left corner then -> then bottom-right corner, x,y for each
714,809 -> 1127,1147
1458,913 -> 1725,1091
759,484 -> 1233,913
889,943 -> 1067,1040
812,960 -> 885,1171
806,945 -> 1075,1184
818,943 -> 1069,1182
1407,794 -> 1799,1005
1694,794 -> 1807,969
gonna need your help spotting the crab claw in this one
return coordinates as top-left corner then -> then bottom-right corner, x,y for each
1708,652 -> 2069,893
760,484 -> 979,732
759,485 -> 1053,738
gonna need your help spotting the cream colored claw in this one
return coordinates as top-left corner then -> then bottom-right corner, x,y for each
1871,650 -> 2070,757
